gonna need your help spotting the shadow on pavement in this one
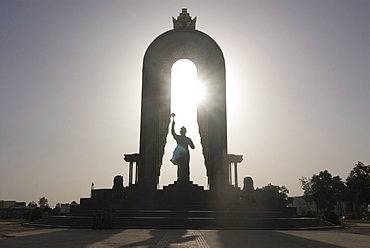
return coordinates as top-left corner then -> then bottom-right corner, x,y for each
213,229 -> 346,248
0,228 -> 123,248
120,229 -> 196,248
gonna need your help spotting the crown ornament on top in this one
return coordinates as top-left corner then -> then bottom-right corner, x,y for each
172,8 -> 196,30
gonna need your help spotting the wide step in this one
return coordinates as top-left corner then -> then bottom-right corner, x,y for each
28,211 -> 340,230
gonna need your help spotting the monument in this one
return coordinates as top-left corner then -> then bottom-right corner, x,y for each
76,8 -> 244,212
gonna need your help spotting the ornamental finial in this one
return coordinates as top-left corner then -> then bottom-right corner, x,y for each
172,8 -> 196,30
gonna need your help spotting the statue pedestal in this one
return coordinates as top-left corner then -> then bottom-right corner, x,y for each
161,181 -> 209,210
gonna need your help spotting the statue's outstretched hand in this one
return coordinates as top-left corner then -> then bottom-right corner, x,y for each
171,113 -> 176,122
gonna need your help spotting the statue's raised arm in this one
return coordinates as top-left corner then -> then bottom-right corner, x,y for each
171,120 -> 177,138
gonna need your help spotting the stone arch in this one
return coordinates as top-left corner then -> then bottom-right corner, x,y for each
139,28 -> 228,190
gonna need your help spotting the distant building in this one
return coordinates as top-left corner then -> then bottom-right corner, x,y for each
289,196 -> 352,218
0,200 -> 26,208
60,204 -> 71,214
288,196 -> 316,216
0,200 -> 27,219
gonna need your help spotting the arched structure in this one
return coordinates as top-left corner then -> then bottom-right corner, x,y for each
138,9 -> 229,190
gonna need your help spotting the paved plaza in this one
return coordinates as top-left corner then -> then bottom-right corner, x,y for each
1,226 -> 370,248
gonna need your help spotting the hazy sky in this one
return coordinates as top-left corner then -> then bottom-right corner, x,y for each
1,0 -> 369,207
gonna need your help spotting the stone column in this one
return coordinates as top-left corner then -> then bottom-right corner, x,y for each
227,154 -> 243,188
234,162 -> 239,188
124,154 -> 140,185
129,162 -> 133,185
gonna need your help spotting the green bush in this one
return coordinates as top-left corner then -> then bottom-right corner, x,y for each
317,213 -> 326,220
42,212 -> 49,218
306,210 -> 313,217
327,211 -> 340,225
29,207 -> 43,222
22,209 -> 32,220
52,208 -> 60,216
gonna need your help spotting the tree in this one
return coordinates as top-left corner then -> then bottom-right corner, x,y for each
29,207 -> 43,221
300,170 -> 345,212
331,175 -> 347,215
299,177 -> 314,203
346,161 -> 370,217
38,197 -> 48,208
258,183 -> 289,200
52,203 -> 61,216
27,201 -> 37,208
255,183 -> 290,211
311,171 -> 335,211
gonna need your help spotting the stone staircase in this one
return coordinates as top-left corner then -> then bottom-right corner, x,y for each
28,183 -> 341,230
27,210 -> 340,230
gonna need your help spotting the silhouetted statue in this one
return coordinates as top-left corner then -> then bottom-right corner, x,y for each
241,176 -> 256,207
170,113 -> 195,183
243,177 -> 255,192
112,175 -> 125,198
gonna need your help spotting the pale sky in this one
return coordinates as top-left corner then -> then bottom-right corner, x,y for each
1,0 -> 369,207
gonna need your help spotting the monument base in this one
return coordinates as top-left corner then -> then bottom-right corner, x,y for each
72,180 -> 287,215
54,181 -> 309,230
161,181 -> 209,210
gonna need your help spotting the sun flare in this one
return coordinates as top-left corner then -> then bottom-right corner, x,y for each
195,82 -> 205,103
171,59 -> 202,128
